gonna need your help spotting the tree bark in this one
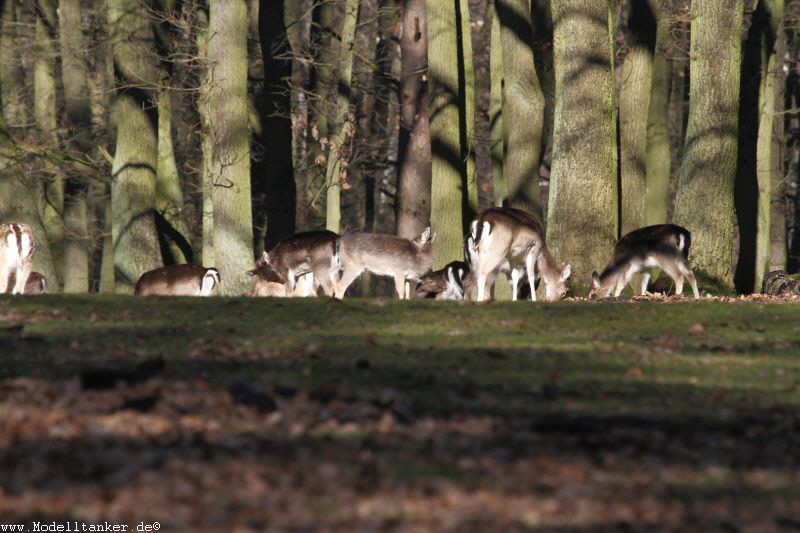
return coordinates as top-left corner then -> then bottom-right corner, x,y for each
489,1 -> 505,207
428,0 -> 467,268
208,0 -> 253,294
1,0 -> 30,132
324,0 -> 359,233
644,0 -> 670,225
396,0 -> 432,239
673,0 -> 743,287
459,0 -> 477,217
618,0 -> 656,235
107,0 -> 164,292
495,0 -> 545,217
770,20 -> 787,272
547,0 -> 618,284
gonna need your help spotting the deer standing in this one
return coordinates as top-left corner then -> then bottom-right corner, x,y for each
0,223 -> 34,295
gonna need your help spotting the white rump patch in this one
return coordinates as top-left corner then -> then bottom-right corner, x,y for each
678,234 -> 685,251
19,231 -> 32,260
200,269 -> 219,296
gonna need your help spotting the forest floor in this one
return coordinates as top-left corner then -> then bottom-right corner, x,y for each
1,295 -> 799,532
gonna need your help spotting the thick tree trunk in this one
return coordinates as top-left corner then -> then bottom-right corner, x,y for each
324,0 -> 359,233
489,2 -> 504,207
1,0 -> 30,131
208,0 -> 253,294
428,0 -> 467,268
495,0 -> 545,217
644,0 -> 670,225
673,0 -> 743,287
260,0 -> 296,248
459,0 -> 477,217
547,0 -> 618,284
618,0 -> 656,235
107,0 -> 164,292
770,26 -> 787,272
196,8 -> 215,267
396,0 -> 431,239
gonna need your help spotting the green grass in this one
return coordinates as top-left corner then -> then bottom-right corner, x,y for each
1,295 -> 799,531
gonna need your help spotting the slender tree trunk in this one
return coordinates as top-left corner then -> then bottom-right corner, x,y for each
107,0 -> 163,292
208,0 -> 253,294
619,0 -> 656,235
673,0 -> 743,287
547,0 -> 618,283
286,0 -> 312,231
428,0 -> 466,268
324,0 -> 359,233
644,0 -> 670,225
495,0 -> 545,217
396,0 -> 431,239
260,0 -> 296,247
196,8 -> 215,267
770,23 -> 787,271
489,1 -> 505,207
459,0 -> 477,217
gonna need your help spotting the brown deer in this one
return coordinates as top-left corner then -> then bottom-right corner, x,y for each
333,227 -> 436,299
590,224 -> 699,299
416,260 -> 469,300
471,208 -> 571,302
247,252 -> 317,297
134,264 -> 220,296
23,272 -> 47,294
0,223 -> 34,294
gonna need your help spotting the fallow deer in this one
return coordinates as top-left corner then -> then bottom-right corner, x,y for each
333,227 -> 436,299
134,264 -> 220,296
254,230 -> 338,297
471,207 -> 571,302
0,223 -> 34,295
23,272 -> 47,294
247,252 -> 317,297
416,260 -> 469,300
589,224 -> 699,299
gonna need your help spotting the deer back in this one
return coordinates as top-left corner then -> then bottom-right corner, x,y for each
337,233 -> 434,278
135,264 -> 219,296
269,230 -> 338,276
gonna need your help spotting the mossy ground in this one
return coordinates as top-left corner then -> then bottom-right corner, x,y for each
1,295 -> 799,531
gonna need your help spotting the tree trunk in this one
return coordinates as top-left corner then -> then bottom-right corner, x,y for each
260,0 -> 296,248
286,0 -> 312,231
618,0 -> 656,235
495,0 -> 545,217
107,0 -> 164,292
208,0 -> 253,294
459,0 -> 477,217
489,1 -> 505,207
644,0 -> 670,225
196,7 -> 215,267
324,0 -> 359,234
547,0 -> 618,284
1,0 -> 30,132
396,0 -> 431,239
770,22 -> 787,272
673,0 -> 743,287
428,0 -> 467,268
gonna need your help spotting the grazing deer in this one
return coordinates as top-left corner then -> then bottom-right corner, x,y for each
0,223 -> 34,295
247,252 -> 317,297
255,230 -> 338,297
471,208 -> 571,302
134,264 -> 220,296
416,260 -> 469,300
333,227 -> 436,299
589,224 -> 699,299
23,272 -> 47,294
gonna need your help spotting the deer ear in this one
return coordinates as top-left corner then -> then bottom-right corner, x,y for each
561,264 -> 571,281
262,251 -> 270,264
591,271 -> 600,288
246,269 -> 256,277
419,226 -> 431,241
430,232 -> 436,243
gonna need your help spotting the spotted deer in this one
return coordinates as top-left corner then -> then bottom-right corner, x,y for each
416,260 -> 469,300
589,224 -> 699,299
471,208 -> 571,302
134,264 -> 220,296
23,272 -> 47,294
0,223 -> 34,295
333,228 -> 436,299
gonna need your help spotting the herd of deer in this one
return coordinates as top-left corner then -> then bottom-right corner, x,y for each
0,207 -> 700,300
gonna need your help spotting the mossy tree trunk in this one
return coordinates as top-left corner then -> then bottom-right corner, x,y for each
619,0 -> 656,235
59,0 -> 93,292
196,8 -> 215,268
495,0 -> 545,218
1,0 -> 30,132
673,0 -> 743,287
770,23 -> 788,272
644,0 -> 670,225
396,0 -> 431,239
428,0 -> 469,269
547,0 -> 618,284
208,0 -> 253,294
459,0 -> 477,217
324,0 -> 359,234
107,0 -> 163,292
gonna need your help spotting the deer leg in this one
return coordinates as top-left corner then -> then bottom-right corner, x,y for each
525,256 -> 537,302
675,258 -> 699,298
614,265 -> 637,297
658,261 -> 684,296
334,266 -> 363,299
638,271 -> 651,296
393,275 -> 407,299
313,264 -> 334,297
510,269 -> 521,301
